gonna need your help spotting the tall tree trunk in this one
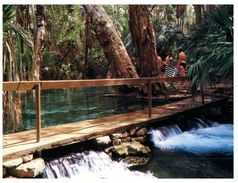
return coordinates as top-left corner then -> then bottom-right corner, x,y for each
128,5 -> 159,77
84,14 -> 90,79
194,5 -> 202,25
32,5 -> 46,81
83,5 -> 138,79
206,5 -> 215,13
176,5 -> 186,31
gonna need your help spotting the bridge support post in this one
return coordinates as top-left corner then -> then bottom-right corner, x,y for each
35,83 -> 41,142
200,83 -> 204,104
148,79 -> 152,117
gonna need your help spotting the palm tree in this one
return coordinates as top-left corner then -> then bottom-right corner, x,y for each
3,5 -> 33,133
188,5 -> 233,96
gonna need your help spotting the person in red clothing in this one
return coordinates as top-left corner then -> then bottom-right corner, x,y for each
165,52 -> 173,66
175,47 -> 187,76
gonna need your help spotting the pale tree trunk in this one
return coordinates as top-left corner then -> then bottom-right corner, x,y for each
84,13 -> 90,79
128,5 -> 158,77
83,5 -> 138,79
176,5 -> 186,32
32,5 -> 46,81
3,41 -> 22,133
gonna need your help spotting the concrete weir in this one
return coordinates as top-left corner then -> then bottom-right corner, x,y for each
3,96 -> 228,162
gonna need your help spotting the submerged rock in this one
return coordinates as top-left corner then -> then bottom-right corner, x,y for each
9,158 -> 45,178
121,156 -> 150,167
3,158 -> 23,168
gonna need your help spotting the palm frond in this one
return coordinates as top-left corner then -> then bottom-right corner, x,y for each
3,5 -> 16,25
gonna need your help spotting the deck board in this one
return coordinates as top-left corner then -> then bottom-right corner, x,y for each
3,96 -> 227,161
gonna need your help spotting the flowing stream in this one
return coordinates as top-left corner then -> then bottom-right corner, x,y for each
4,87 -> 233,178
150,122 -> 233,154
42,151 -> 157,181
42,119 -> 233,178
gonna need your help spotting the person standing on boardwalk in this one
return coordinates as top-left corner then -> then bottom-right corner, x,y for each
165,52 -> 173,66
175,47 -> 187,76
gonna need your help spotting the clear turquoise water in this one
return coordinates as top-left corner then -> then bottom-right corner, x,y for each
4,88 -> 233,178
4,87 -> 149,133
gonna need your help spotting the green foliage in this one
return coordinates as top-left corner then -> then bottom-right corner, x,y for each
188,5 -> 233,94
3,5 -> 33,81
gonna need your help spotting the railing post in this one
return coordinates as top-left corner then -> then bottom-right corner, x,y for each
200,82 -> 204,104
35,83 -> 41,142
148,79 -> 152,118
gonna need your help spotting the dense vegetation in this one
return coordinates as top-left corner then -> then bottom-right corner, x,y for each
3,5 -> 233,132
3,5 -> 233,81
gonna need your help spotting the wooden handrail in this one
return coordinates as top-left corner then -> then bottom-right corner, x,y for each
3,77 -> 189,142
3,77 -> 188,91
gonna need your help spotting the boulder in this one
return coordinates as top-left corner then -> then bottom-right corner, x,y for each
112,142 -> 151,157
95,136 -> 111,147
121,131 -> 130,138
121,137 -> 131,142
111,133 -> 122,139
135,127 -> 148,137
22,154 -> 33,163
104,146 -> 114,154
121,156 -> 150,167
130,127 -> 137,136
8,158 -> 45,178
112,138 -> 121,146
131,136 -> 146,144
3,167 -> 7,177
113,145 -> 129,156
3,158 -> 23,168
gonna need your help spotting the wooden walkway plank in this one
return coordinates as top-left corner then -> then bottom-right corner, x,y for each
3,96 -> 227,162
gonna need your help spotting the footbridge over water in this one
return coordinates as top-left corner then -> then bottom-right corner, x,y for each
3,77 -> 230,162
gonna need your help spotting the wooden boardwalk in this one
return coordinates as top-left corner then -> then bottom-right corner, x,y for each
3,96 -> 227,162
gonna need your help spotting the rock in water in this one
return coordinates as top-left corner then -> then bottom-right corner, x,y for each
136,127 -> 148,137
130,128 -> 137,136
131,136 -> 146,144
121,156 -> 150,167
121,137 -> 131,142
3,158 -> 23,168
22,154 -> 33,163
112,138 -> 122,146
111,142 -> 151,156
122,131 -> 130,138
95,136 -> 111,147
9,158 -> 45,178
111,133 -> 123,139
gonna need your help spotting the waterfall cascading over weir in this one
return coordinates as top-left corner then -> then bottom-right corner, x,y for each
150,119 -> 233,154
42,151 -> 157,180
